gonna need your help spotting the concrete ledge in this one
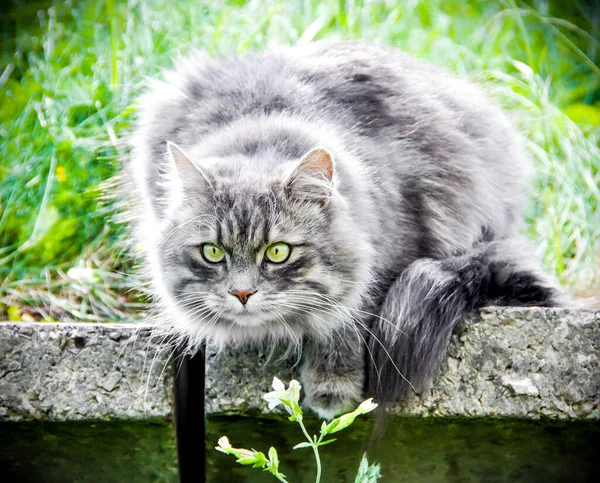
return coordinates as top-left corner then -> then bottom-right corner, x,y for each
205,307 -> 600,420
1,307 -> 598,422
0,323 -> 173,422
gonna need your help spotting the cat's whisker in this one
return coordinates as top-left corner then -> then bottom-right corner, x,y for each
279,295 -> 364,330
297,297 -> 411,390
351,319 -> 416,394
157,344 -> 178,400
285,290 -> 407,336
348,322 -> 383,389
143,334 -> 176,413
113,323 -> 144,372
269,302 -> 341,336
271,311 -> 302,347
271,301 -> 352,344
193,307 -> 226,342
158,214 -> 219,247
276,297 -> 412,389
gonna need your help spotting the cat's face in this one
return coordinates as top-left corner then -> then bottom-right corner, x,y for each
155,144 -> 364,345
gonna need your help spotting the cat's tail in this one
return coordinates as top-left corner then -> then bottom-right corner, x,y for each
367,238 -> 568,405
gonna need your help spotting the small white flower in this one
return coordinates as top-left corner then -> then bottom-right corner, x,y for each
323,398 -> 379,435
263,390 -> 283,410
357,398 -> 378,414
216,436 -> 232,453
263,377 -> 302,416
263,377 -> 286,410
272,377 -> 285,392
288,379 -> 301,403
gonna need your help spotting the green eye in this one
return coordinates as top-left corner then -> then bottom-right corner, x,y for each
265,242 -> 291,264
201,243 -> 225,263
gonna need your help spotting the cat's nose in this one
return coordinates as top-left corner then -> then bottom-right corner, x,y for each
230,289 -> 256,305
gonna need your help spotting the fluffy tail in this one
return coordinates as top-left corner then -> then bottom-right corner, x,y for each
367,239 -> 566,404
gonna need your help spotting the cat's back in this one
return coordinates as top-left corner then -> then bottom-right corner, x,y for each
140,40 -> 525,177
133,41 -> 527,253
140,41 -> 511,137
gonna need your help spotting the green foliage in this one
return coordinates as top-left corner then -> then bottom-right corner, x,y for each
215,377 -> 380,483
1,0 -> 598,319
354,454 -> 383,483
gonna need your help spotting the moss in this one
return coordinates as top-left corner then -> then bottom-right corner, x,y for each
0,420 -> 178,482
207,415 -> 600,482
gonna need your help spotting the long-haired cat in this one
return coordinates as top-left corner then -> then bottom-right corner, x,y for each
125,41 -> 564,418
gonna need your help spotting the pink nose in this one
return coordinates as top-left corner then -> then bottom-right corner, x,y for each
230,289 -> 256,305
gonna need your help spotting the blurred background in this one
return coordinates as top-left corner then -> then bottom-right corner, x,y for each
1,0 -> 598,323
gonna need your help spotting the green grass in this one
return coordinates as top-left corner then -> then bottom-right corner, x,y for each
1,0 -> 599,321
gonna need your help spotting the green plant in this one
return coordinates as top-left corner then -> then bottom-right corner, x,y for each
215,377 -> 381,483
1,0 -> 598,319
354,454 -> 383,483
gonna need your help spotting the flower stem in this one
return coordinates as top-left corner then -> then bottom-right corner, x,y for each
312,444 -> 322,483
273,473 -> 288,483
297,419 -> 322,483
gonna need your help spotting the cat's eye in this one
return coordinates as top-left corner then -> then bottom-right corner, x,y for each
265,242 -> 291,264
201,243 -> 225,263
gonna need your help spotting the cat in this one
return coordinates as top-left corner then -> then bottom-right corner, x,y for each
124,40 -> 565,419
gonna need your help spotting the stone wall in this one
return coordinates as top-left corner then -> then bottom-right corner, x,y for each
205,307 -> 600,419
1,307 -> 598,482
0,322 -> 173,422
0,322 -> 178,482
1,307 -> 598,422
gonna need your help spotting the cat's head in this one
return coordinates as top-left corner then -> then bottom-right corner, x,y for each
150,142 -> 370,347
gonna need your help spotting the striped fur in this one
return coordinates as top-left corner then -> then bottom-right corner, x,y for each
124,41 -> 564,418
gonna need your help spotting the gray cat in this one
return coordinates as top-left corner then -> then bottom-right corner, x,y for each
125,41 -> 565,418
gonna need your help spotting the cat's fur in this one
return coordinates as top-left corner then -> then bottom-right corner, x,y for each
126,41 -> 565,418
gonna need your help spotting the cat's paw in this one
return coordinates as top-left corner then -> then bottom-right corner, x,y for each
302,377 -> 363,420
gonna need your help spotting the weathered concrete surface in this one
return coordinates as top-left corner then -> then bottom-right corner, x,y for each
402,307 -> 599,419
205,344 -> 297,415
0,323 -> 173,422
2,308 -> 598,422
205,307 -> 600,419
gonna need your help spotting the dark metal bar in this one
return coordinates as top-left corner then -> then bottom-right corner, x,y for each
174,344 -> 206,483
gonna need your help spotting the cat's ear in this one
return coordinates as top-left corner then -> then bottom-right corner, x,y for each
284,147 -> 334,206
165,141 -> 213,190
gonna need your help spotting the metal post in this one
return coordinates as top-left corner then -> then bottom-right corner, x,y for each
174,344 -> 206,483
